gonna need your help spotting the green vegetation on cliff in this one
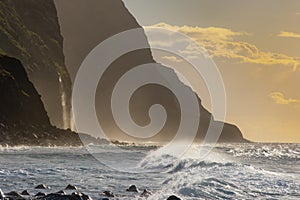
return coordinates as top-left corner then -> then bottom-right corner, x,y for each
0,0 -> 72,128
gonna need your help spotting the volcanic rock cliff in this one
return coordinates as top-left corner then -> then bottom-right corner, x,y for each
0,55 -> 50,127
0,0 -> 247,145
0,0 -> 71,129
55,0 -> 247,142
0,55 -> 104,146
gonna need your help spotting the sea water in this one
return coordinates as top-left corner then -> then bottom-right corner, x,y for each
0,143 -> 299,200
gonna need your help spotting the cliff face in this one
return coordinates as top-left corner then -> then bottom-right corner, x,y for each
0,55 -> 50,127
54,0 -> 153,81
55,0 -> 246,143
0,0 -> 246,144
0,55 -> 77,146
0,55 -> 108,146
0,0 -> 72,128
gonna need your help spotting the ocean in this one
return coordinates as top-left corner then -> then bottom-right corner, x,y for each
0,143 -> 299,200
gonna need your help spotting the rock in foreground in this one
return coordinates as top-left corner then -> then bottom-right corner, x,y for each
3,191 -> 92,200
167,195 -> 182,200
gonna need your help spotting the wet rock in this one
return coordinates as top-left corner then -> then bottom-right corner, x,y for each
66,192 -> 83,200
71,192 -> 81,196
81,193 -> 93,200
21,190 -> 30,196
5,191 -> 23,198
0,189 -> 5,200
44,193 -> 67,200
65,184 -> 77,190
1,188 -> 94,200
55,190 -> 66,195
35,184 -> 50,189
167,195 -> 181,200
71,192 -> 92,200
35,192 -> 47,197
140,189 -> 152,198
126,185 -> 139,192
103,191 -> 114,197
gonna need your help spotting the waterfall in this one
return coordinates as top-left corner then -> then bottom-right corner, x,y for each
58,75 -> 70,129
70,111 -> 76,131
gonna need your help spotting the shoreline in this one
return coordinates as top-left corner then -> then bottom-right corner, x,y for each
0,184 -> 181,200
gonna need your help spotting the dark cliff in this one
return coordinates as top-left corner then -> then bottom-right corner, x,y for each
0,55 -> 105,146
0,55 -> 50,127
0,55 -> 68,145
0,0 -> 72,128
55,0 -> 247,143
0,0 -> 247,144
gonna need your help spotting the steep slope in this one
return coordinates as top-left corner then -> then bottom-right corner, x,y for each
0,0 -> 72,128
55,0 -> 247,142
0,55 -> 50,127
0,55 -> 71,146
0,55 -> 106,146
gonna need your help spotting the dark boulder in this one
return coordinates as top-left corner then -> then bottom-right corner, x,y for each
140,189 -> 152,197
65,184 -> 77,190
44,193 -> 64,200
1,189 -> 94,200
126,185 -> 139,192
35,192 -> 47,197
103,191 -> 114,197
167,195 -> 181,200
5,191 -> 24,199
44,193 -> 87,200
71,192 -> 92,200
55,190 -> 66,195
21,190 -> 30,196
35,184 -> 50,189
0,189 -> 5,200
44,192 -> 92,200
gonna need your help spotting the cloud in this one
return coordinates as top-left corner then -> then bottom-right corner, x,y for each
278,31 -> 300,39
148,23 -> 300,71
269,92 -> 300,105
162,56 -> 183,63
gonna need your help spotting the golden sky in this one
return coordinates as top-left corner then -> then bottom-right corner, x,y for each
124,0 -> 300,142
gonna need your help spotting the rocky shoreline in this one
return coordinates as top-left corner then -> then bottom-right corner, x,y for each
0,184 -> 182,200
0,122 -> 110,147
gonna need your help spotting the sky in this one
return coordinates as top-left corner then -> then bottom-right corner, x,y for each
123,0 -> 300,142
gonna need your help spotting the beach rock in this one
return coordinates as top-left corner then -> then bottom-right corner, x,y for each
167,195 -> 181,200
35,184 -> 50,189
71,192 -> 92,200
45,193 -> 84,200
65,184 -> 77,190
126,185 -> 139,192
5,191 -> 23,198
140,189 -> 152,197
55,190 -> 66,195
0,189 -> 5,200
69,192 -> 82,199
81,193 -> 93,200
35,192 -> 46,197
0,189 -> 95,200
43,193 -> 63,200
103,191 -> 114,197
21,190 -> 30,196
